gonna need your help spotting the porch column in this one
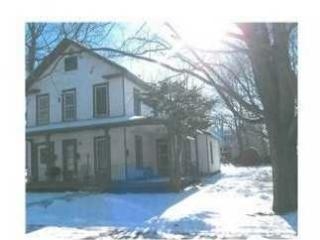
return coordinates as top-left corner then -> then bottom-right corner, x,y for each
29,139 -> 38,182
206,135 -> 210,173
194,135 -> 200,180
104,128 -> 111,184
45,134 -> 53,180
123,127 -> 128,180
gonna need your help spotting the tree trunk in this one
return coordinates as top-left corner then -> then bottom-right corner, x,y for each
238,23 -> 298,213
271,143 -> 297,213
268,117 -> 297,213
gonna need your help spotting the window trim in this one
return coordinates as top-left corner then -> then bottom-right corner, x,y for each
36,93 -> 50,125
62,88 -> 77,122
93,83 -> 109,118
64,56 -> 78,72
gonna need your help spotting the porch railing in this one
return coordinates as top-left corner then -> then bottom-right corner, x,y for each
111,161 -> 199,182
111,163 -> 156,181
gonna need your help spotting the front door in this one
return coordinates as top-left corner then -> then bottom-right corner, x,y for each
156,139 -> 170,176
94,136 -> 110,182
62,139 -> 77,181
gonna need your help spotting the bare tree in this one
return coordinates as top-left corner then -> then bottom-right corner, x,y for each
83,22 -> 296,213
25,22 -> 116,73
26,22 -> 297,213
234,23 -> 297,213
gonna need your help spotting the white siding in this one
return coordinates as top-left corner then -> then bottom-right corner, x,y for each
26,44 -> 155,133
110,128 -> 126,181
196,134 -> 221,174
123,78 -> 153,117
109,78 -> 124,117
26,45 -> 125,127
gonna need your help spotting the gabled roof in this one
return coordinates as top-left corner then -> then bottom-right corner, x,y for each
26,38 -> 149,92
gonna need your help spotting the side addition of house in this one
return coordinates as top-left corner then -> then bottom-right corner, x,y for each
25,39 -> 221,190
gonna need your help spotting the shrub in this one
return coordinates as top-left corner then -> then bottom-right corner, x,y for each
46,166 -> 61,180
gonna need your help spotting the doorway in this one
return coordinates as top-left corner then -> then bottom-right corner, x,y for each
94,136 -> 110,182
62,139 -> 77,181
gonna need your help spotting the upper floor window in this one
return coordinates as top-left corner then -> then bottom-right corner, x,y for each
36,94 -> 49,125
64,56 -> 78,71
133,89 -> 141,116
93,83 -> 109,117
62,89 -> 76,121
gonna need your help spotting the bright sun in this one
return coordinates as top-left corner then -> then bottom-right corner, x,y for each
161,20 -> 236,51
124,21 -> 238,82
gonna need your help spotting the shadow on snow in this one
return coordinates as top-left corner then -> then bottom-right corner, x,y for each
26,174 -> 222,233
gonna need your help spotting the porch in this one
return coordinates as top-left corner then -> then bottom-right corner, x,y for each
26,122 -> 199,192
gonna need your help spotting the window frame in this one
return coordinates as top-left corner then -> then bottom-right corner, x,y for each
36,93 -> 50,125
64,56 -> 78,72
62,88 -> 77,122
93,83 -> 109,118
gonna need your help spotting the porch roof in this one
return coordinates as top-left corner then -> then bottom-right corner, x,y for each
26,116 -> 165,136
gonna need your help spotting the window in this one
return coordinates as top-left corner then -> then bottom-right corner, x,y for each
38,142 -> 54,164
210,141 -> 214,164
93,83 -> 109,117
39,145 -> 49,164
135,135 -> 143,168
36,94 -> 49,125
133,89 -> 141,116
62,89 -> 76,121
64,56 -> 78,71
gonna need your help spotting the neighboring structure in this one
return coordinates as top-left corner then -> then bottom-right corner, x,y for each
219,124 -> 270,164
26,39 -> 220,190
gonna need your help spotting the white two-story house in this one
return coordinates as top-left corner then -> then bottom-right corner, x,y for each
26,39 -> 220,190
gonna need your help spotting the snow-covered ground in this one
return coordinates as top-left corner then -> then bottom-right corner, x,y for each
26,165 -> 297,239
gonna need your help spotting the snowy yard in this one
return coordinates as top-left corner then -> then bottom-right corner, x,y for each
26,165 -> 297,239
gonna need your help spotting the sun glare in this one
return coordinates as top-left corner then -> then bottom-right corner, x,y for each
169,20 -> 235,50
